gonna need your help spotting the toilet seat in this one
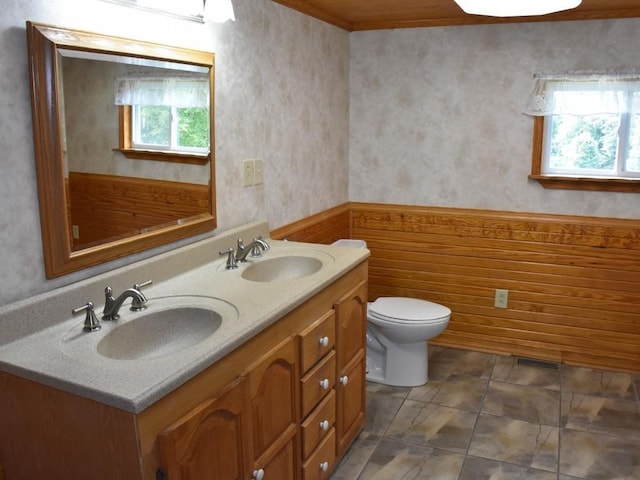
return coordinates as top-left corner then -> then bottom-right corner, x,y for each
369,297 -> 451,325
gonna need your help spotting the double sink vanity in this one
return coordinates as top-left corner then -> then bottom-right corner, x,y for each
0,221 -> 370,479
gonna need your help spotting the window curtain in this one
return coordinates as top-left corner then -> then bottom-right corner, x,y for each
523,69 -> 640,116
115,73 -> 209,108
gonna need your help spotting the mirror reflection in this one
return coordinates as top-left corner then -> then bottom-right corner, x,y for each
26,22 -> 216,278
60,50 -> 211,249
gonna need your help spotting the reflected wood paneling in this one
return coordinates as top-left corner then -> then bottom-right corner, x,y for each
351,202 -> 640,372
68,172 -> 209,249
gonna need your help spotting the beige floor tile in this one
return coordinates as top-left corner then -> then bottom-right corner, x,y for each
482,381 -> 560,426
560,428 -> 640,479
364,390 -> 405,435
408,371 -> 488,411
358,438 -> 465,480
468,414 -> 559,472
331,431 -> 380,479
492,355 -> 561,391
563,365 -> 635,399
386,400 -> 477,453
459,456 -> 558,480
429,346 -> 496,378
561,392 -> 640,440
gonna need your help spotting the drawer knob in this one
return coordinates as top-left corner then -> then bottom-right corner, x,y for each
319,419 -> 329,431
320,461 -> 329,472
319,378 -> 330,389
319,336 -> 330,347
252,469 -> 265,480
339,375 -> 349,386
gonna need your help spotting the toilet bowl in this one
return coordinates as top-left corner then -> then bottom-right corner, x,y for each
330,239 -> 451,387
366,297 -> 451,387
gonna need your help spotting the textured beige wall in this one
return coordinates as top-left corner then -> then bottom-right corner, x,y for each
349,20 -> 640,219
0,0 -> 349,305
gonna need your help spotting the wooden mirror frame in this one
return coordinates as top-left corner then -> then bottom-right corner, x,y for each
26,21 -> 216,278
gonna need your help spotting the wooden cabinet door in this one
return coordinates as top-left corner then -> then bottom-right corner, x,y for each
336,350 -> 366,456
253,434 -> 297,480
157,377 -> 252,480
334,280 -> 367,456
248,335 -> 299,477
335,280 -> 367,370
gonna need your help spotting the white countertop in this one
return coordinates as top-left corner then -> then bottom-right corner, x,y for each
0,222 -> 369,413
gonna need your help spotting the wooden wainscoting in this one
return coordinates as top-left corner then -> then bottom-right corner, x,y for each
270,203 -> 351,243
350,202 -> 640,372
68,172 -> 210,249
271,202 -> 640,371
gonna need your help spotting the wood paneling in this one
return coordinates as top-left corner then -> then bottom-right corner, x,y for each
68,172 -> 210,248
270,203 -> 351,244
350,202 -> 640,372
272,0 -> 640,31
273,202 -> 640,372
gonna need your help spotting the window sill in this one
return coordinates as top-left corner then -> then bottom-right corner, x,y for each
528,174 -> 640,193
114,148 -> 209,165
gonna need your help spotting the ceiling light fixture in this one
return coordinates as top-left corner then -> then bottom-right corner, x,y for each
454,0 -> 582,17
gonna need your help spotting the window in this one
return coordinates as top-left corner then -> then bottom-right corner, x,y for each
116,73 -> 210,165
525,71 -> 640,192
132,104 -> 209,153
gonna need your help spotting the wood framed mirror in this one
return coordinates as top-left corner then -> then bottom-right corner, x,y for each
26,21 -> 216,278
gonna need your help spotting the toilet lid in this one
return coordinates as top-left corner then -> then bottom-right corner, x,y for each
369,297 -> 451,324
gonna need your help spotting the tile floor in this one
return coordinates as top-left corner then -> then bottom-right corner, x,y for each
331,346 -> 640,480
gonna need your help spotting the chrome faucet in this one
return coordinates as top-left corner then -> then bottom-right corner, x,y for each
102,285 -> 148,320
236,237 -> 270,262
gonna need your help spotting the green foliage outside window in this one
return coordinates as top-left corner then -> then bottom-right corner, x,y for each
135,105 -> 209,152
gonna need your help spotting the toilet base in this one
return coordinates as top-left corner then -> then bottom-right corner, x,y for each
366,340 -> 430,387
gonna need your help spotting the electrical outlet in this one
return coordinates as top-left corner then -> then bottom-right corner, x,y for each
494,289 -> 508,308
72,225 -> 80,240
242,159 -> 254,187
254,158 -> 263,185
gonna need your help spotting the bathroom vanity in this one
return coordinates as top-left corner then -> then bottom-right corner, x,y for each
0,221 -> 369,479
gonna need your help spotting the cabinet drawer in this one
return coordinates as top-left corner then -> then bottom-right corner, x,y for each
301,389 -> 335,459
299,310 -> 335,374
300,350 -> 336,418
302,427 -> 336,480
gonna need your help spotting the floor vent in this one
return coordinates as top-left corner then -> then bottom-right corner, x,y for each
516,357 -> 559,370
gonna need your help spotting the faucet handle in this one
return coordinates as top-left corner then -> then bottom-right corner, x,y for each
249,236 -> 270,258
219,247 -> 238,269
131,280 -> 151,311
133,280 -> 152,291
72,302 -> 101,332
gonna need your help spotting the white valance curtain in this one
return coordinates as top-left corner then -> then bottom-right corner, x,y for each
523,69 -> 640,116
115,73 -> 209,108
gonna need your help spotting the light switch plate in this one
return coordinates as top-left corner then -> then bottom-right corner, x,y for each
254,159 -> 263,185
242,159 -> 254,187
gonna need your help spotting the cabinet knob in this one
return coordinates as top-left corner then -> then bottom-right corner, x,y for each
319,419 -> 329,431
319,378 -> 330,389
319,336 -> 330,347
252,469 -> 265,480
339,375 -> 349,386
320,461 -> 329,472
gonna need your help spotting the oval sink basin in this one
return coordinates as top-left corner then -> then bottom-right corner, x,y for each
61,295 -> 237,363
96,306 -> 222,360
241,255 -> 323,282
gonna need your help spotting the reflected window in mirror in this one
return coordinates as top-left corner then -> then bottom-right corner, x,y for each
116,70 -> 210,165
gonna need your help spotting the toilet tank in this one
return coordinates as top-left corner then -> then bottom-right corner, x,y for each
331,239 -> 367,248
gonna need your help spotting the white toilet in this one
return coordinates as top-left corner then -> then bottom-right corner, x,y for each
366,297 -> 450,387
331,239 -> 451,388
